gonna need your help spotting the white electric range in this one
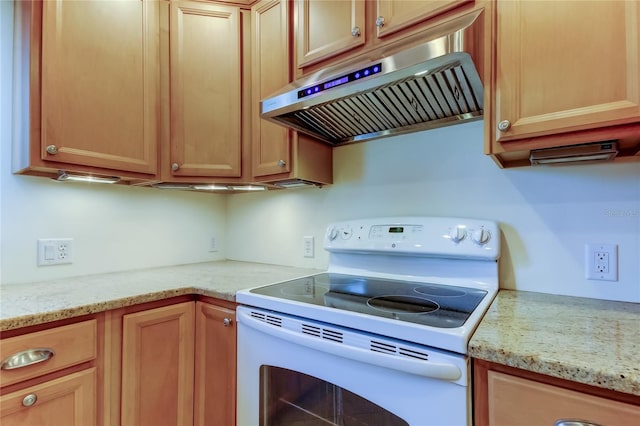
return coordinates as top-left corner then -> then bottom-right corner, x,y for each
236,216 -> 500,425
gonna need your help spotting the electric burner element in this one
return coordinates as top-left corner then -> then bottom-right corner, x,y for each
367,296 -> 439,314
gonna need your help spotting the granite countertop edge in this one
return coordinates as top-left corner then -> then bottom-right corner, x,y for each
468,290 -> 640,398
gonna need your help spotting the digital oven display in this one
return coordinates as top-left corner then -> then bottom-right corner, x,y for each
297,63 -> 382,99
388,227 -> 404,233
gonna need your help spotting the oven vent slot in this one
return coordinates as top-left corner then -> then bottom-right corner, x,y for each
370,340 -> 430,361
301,323 -> 344,343
249,311 -> 282,327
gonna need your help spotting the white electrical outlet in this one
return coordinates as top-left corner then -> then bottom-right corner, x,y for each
303,236 -> 314,258
585,243 -> 618,281
38,238 -> 73,266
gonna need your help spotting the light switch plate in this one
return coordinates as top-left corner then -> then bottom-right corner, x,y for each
303,236 -> 314,258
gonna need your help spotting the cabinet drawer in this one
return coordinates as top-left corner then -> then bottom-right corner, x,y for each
487,371 -> 640,425
0,320 -> 97,387
0,367 -> 96,426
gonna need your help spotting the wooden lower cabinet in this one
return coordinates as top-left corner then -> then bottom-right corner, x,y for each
474,359 -> 640,426
0,368 -> 97,426
194,300 -> 237,426
120,301 -> 195,426
0,316 -> 103,426
108,297 -> 236,426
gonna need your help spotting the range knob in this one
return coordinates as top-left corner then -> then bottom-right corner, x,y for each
327,227 -> 339,241
471,228 -> 491,245
448,226 -> 466,244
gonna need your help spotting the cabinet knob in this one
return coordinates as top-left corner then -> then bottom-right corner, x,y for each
277,159 -> 286,168
223,318 -> 232,327
22,394 -> 38,407
46,145 -> 58,155
375,16 -> 385,28
497,120 -> 511,132
351,26 -> 361,37
171,163 -> 180,171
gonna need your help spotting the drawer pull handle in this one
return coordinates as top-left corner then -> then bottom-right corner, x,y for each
0,348 -> 55,370
555,420 -> 602,426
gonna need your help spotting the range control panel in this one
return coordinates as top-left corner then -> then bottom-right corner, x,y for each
324,217 -> 500,260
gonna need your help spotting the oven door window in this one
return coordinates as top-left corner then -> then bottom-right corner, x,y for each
260,366 -> 408,426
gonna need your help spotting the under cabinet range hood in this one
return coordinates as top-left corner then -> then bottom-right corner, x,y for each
261,12 -> 484,145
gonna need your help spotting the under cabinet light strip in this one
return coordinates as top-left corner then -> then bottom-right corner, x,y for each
55,171 -> 120,184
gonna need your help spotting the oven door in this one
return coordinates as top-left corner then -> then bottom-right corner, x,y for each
237,306 -> 470,426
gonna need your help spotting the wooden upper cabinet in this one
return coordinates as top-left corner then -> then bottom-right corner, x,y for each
375,0 -> 471,39
251,0 -> 291,177
296,0 -> 365,68
29,0 -> 160,177
167,0 -> 242,179
493,0 -> 640,144
251,0 -> 333,185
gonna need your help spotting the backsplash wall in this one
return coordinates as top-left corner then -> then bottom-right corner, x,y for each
0,0 -> 226,285
226,120 -> 640,303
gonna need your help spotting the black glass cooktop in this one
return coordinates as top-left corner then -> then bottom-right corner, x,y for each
250,273 -> 487,328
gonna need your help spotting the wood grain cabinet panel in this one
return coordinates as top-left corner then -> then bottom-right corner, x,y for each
167,0 -> 242,179
375,0 -> 471,39
194,301 -> 237,426
0,368 -> 97,426
251,0 -> 333,185
38,0 -> 159,176
0,320 -> 97,387
487,0 -> 640,166
120,302 -> 195,426
474,360 -> 640,426
486,371 -> 640,426
251,0 -> 291,178
294,0 -> 473,73
296,0 -> 365,68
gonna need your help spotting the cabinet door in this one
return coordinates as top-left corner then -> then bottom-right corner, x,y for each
296,0 -> 365,68
494,0 -> 640,143
252,0 -> 291,178
168,1 -> 242,178
121,302 -> 195,426
40,0 -> 159,175
0,368 -> 97,426
375,0 -> 471,39
486,371 -> 640,426
194,302 -> 236,426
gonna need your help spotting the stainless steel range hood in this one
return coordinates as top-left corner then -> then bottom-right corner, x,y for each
261,11 -> 484,145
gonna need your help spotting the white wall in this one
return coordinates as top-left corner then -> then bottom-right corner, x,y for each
226,120 -> 640,303
0,0 -> 227,285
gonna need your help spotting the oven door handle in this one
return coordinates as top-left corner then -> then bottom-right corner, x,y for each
238,309 -> 462,382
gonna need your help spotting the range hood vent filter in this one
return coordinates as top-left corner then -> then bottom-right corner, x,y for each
277,60 -> 482,144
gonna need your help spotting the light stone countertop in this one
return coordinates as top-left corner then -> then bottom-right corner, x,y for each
0,260 -> 321,331
2,266 -> 638,398
469,290 -> 640,397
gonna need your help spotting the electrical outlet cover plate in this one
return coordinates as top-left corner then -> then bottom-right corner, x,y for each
585,243 -> 618,281
38,238 -> 73,266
